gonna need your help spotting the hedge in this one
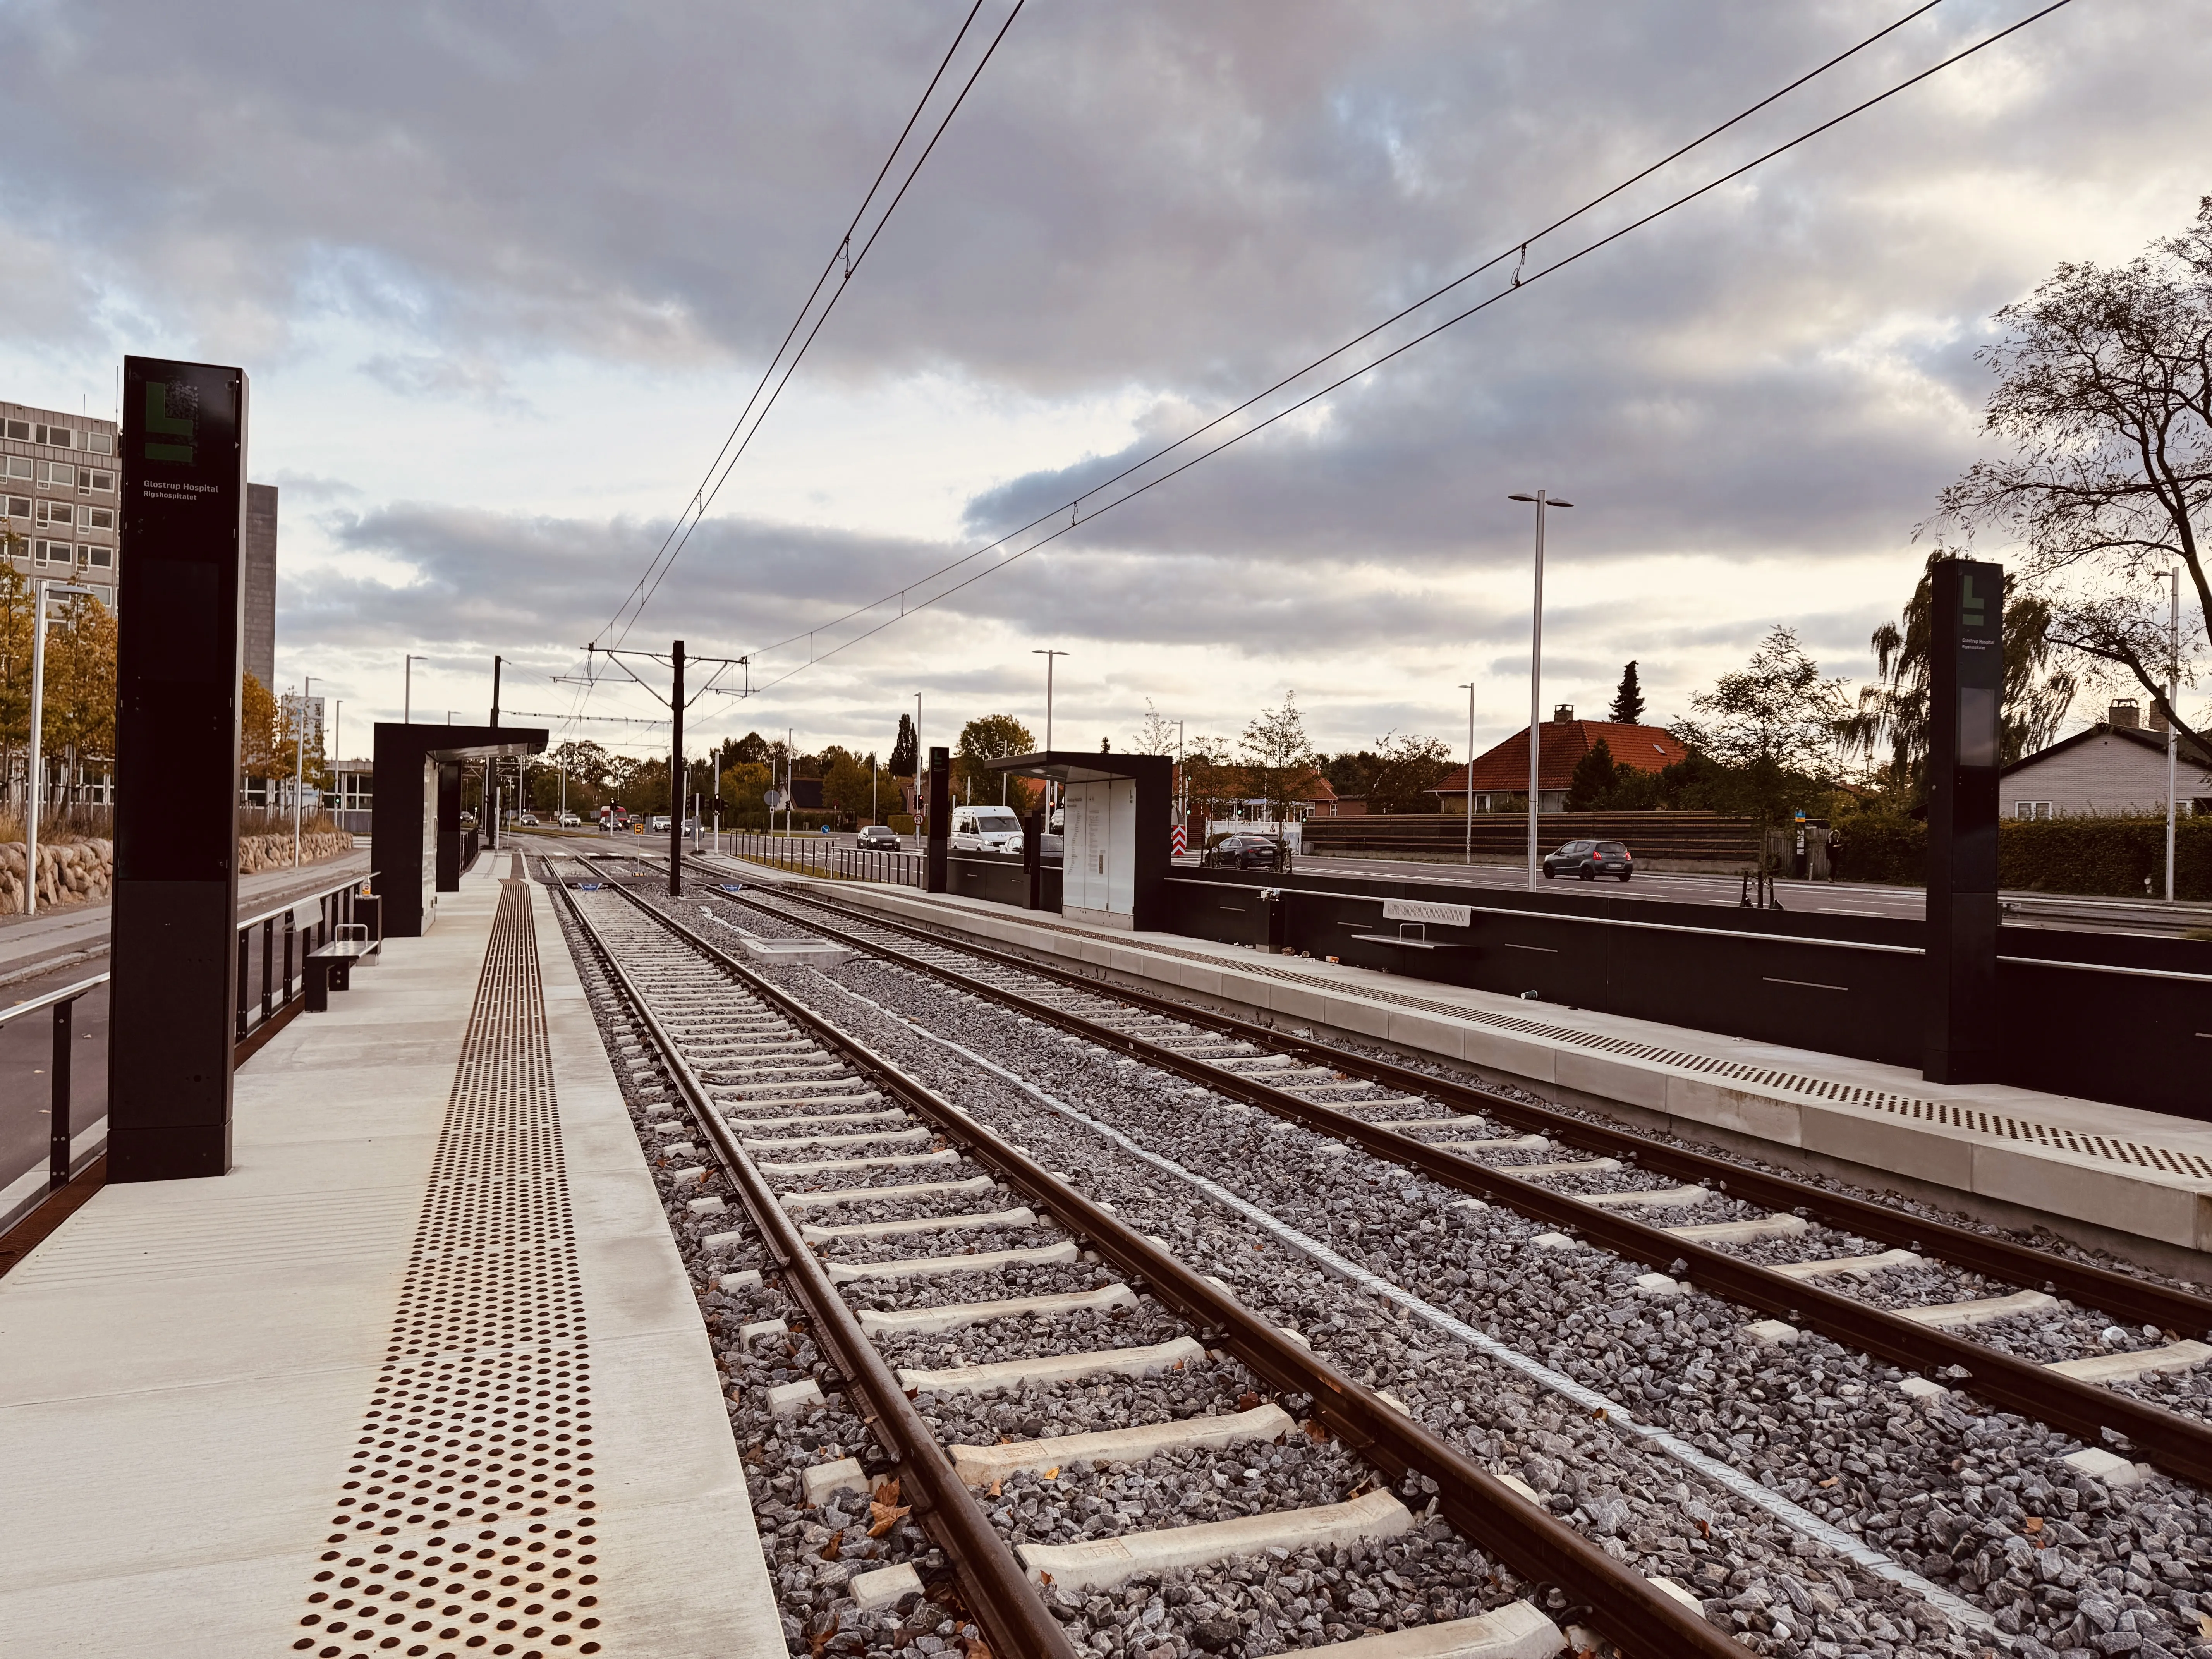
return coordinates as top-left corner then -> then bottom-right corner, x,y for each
1834,812 -> 2211,899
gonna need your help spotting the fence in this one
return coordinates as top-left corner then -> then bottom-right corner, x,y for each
725,831 -> 924,888
0,866 -> 380,1239
1301,810 -> 1756,868
235,868 -> 383,1053
1164,866 -> 2210,1120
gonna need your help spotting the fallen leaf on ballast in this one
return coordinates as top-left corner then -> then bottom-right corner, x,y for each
868,1501 -> 912,1538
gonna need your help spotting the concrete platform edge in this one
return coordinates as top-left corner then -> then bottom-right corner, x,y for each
713,859 -> 2212,1283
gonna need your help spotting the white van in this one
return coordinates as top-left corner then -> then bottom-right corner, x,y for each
948,804 -> 1024,853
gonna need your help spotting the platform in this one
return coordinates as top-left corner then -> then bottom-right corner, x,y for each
0,854 -> 781,1658
707,853 -> 2212,1278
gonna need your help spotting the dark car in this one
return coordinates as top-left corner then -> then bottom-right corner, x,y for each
1542,838 -> 1632,881
857,824 -> 902,850
1203,833 -> 1293,872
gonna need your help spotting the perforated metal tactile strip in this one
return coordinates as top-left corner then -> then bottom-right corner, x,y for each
287,879 -> 608,1659
780,883 -> 2212,1182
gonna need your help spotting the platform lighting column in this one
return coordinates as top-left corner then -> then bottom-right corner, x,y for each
1508,491 -> 1572,891
669,640 -> 685,896
292,675 -> 315,874
912,693 -> 922,833
2166,568 -> 2180,903
404,653 -> 417,723
1032,647 -> 1068,813
1457,681 -> 1476,864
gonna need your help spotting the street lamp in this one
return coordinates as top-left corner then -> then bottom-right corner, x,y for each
404,654 -> 417,723
1032,648 -> 1068,812
1456,682 -> 1477,865
2165,567 -> 2180,903
1508,491 -> 1573,891
294,675 -> 315,872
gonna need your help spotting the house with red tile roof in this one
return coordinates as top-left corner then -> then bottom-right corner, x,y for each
1430,707 -> 1687,814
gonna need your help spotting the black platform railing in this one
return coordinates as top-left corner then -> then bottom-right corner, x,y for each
234,868 -> 382,1054
724,831 -> 924,888
0,973 -> 110,1193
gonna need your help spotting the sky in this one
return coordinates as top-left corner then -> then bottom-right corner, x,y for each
1,0 -> 2204,770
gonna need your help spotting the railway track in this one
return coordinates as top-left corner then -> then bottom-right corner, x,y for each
618,851 -> 2212,1657
538,855 -> 1881,1659
714,870 -> 2212,1480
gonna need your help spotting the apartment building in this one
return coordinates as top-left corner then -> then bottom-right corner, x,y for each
0,398 -> 120,606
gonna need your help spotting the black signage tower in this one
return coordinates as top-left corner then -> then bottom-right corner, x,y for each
925,746 -> 950,893
110,357 -> 249,1181
1924,558 -> 2004,1084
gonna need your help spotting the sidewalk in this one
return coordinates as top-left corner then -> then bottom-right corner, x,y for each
0,852 -> 779,1656
710,853 -> 2212,1277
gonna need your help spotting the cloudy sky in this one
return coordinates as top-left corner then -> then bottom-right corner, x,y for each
1,0 -> 2202,767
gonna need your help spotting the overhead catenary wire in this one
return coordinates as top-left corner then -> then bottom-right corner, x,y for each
595,0 -> 1026,654
731,0 -> 1961,676
727,0 -> 2079,699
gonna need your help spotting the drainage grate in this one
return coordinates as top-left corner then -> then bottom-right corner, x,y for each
286,879 -> 606,1659
854,892 -> 2212,1184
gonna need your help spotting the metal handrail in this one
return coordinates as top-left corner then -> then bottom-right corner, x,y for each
235,864 -> 378,932
0,970 -> 110,1027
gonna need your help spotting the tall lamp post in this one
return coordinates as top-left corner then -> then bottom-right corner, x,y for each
1456,681 -> 1477,865
293,675 -> 315,872
2166,567 -> 2180,903
913,693 -> 922,833
1032,647 -> 1068,814
404,654 -> 417,723
1508,491 -> 1573,891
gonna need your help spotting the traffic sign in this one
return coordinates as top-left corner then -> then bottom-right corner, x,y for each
763,788 -> 785,811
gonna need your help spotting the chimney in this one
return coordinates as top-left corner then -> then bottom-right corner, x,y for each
1552,704 -> 1574,725
2109,699 -> 2140,730
2148,702 -> 2169,734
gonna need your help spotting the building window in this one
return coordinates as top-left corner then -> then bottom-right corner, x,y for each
87,584 -> 111,606
34,538 -> 71,563
38,461 -> 75,489
4,495 -> 28,519
84,544 -> 110,567
2,419 -> 28,442
86,431 -> 112,455
88,507 -> 113,530
2,457 -> 30,482
2014,800 -> 2052,820
86,469 -> 113,493
35,425 -> 73,448
36,501 -> 71,528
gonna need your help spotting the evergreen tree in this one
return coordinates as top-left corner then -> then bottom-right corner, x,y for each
1608,661 -> 1646,724
1564,738 -> 1619,811
890,712 -> 918,776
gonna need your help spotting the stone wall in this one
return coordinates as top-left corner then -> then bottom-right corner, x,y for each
0,830 -> 356,915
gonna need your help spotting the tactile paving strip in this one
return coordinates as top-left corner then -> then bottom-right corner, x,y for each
287,878 -> 607,1659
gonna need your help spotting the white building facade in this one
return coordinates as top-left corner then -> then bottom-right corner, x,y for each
1999,718 -> 2212,819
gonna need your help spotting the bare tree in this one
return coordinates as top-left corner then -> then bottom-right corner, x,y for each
1932,199 -> 2212,746
1240,691 -> 1316,823
1129,698 -> 1180,756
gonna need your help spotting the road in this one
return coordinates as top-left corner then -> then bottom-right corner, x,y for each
1266,850 -> 2212,936
532,826 -> 2210,938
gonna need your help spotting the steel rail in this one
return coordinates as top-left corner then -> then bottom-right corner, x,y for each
554,878 -> 1082,1659
599,876 -> 1738,1659
733,878 -> 2212,1488
750,877 -> 2212,1338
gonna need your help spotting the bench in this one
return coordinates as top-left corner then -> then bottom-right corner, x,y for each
306,925 -> 382,1012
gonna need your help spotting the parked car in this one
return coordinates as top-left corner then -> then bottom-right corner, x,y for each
948,803 -> 1024,853
857,824 -> 902,850
1542,838 -> 1632,881
1203,833 -> 1292,871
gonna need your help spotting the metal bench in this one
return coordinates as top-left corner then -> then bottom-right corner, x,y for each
305,924 -> 381,1012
